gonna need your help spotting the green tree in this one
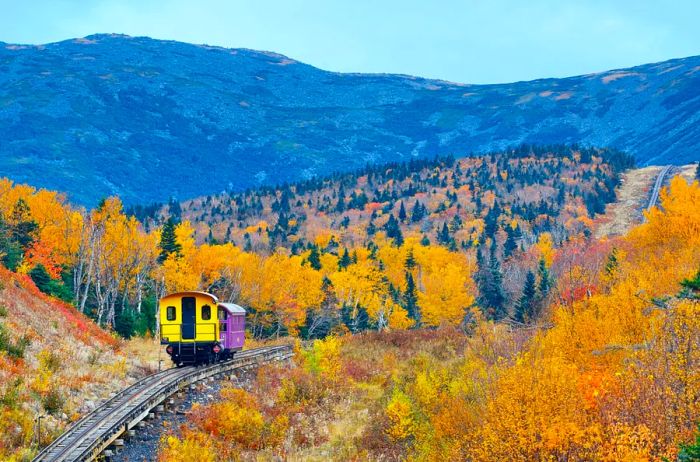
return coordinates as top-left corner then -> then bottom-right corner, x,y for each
514,271 -> 537,323
10,199 -> 37,251
398,201 -> 407,222
158,218 -> 182,263
537,257 -> 551,297
338,248 -> 351,271
29,264 -> 53,294
404,248 -> 416,270
604,247 -> 619,277
403,271 -> 420,325
307,246 -> 322,270
678,423 -> 700,461
503,226 -> 519,258
477,241 -> 507,320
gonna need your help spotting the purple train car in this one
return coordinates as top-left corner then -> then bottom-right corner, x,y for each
160,291 -> 245,366
217,302 -> 246,353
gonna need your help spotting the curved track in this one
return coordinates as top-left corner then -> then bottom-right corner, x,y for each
33,345 -> 292,462
646,165 -> 672,211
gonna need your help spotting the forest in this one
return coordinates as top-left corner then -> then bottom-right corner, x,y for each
159,172 -> 700,461
0,145 -> 634,338
1,145 -> 699,460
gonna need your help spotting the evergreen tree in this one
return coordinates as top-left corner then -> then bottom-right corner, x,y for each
537,257 -> 551,297
514,271 -> 537,323
10,199 -> 37,251
604,248 -> 619,277
403,272 -> 420,325
384,214 -> 403,247
398,201 -> 407,222
29,264 -> 53,294
476,241 -> 507,320
411,200 -> 425,223
0,217 -> 22,271
503,226 -> 518,258
338,248 -> 352,271
158,218 -> 181,263
404,248 -> 416,270
307,246 -> 322,270
420,235 -> 431,246
437,222 -> 450,245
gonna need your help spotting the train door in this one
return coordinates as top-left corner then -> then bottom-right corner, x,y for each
182,296 -> 196,339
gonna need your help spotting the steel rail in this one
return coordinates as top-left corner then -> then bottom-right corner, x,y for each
32,345 -> 292,462
646,165 -> 672,212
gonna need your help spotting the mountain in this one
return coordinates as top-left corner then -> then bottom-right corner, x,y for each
0,34 -> 699,205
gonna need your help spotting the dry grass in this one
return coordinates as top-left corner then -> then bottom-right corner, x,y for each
595,166 -> 662,238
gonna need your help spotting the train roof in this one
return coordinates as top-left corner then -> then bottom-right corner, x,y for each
160,291 -> 219,302
218,302 -> 246,314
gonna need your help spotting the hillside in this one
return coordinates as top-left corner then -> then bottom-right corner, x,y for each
1,34 -> 700,204
0,267 -> 155,460
171,145 -> 634,256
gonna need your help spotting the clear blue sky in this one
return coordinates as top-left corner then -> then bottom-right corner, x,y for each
2,0 -> 699,84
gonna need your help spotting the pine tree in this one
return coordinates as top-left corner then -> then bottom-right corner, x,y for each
604,248 -> 619,277
404,248 -> 416,270
515,271 -> 537,323
338,248 -> 352,271
398,201 -> 407,222
503,226 -> 518,258
537,257 -> 551,297
420,234 -> 431,246
29,264 -> 53,294
158,218 -> 181,263
403,272 -> 420,325
307,246 -> 322,270
438,222 -> 450,245
411,200 -> 425,223
384,214 -> 403,247
476,241 -> 507,320
10,199 -> 37,251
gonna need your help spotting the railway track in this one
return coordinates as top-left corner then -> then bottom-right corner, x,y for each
646,165 -> 672,211
32,345 -> 292,462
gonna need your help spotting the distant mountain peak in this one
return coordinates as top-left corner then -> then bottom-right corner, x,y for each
0,35 -> 698,204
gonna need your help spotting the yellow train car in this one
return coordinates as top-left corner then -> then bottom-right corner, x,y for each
159,291 -> 244,366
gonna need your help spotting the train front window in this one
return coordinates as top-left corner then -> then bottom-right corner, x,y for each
202,305 -> 211,320
218,308 -> 227,320
220,322 -> 227,332
166,306 -> 176,321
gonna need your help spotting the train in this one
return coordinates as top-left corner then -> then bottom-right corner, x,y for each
159,291 -> 245,366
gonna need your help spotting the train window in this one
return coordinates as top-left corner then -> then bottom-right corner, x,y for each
220,322 -> 227,332
202,305 -> 211,320
218,308 -> 227,320
166,306 -> 176,321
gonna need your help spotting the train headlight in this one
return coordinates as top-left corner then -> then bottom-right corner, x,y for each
213,345 -> 222,354
166,345 -> 173,354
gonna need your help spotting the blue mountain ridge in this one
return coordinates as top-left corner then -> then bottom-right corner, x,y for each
0,33 -> 698,205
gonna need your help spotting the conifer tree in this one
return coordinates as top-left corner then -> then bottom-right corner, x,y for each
476,241 -> 507,320
338,248 -> 351,271
307,246 -> 322,270
503,226 -> 518,258
411,200 -> 425,222
158,218 -> 181,263
404,248 -> 416,270
537,257 -> 551,297
438,222 -> 450,245
403,271 -> 420,325
398,201 -> 407,222
514,270 -> 537,323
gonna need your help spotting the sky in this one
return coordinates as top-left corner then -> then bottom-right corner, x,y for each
1,0 -> 699,84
